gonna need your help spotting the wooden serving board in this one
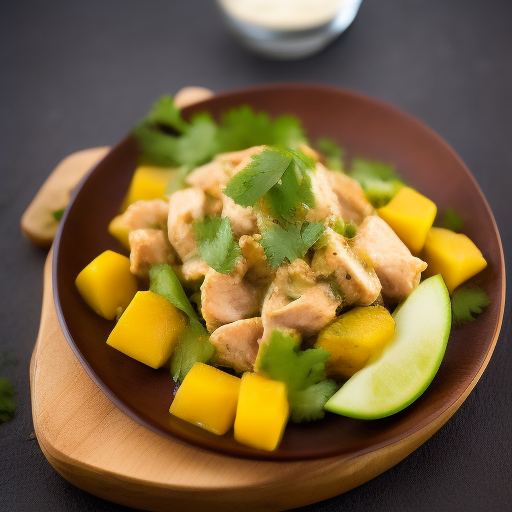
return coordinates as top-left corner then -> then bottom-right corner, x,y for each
28,142 -> 497,511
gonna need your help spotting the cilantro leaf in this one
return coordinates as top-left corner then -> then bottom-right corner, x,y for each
288,380 -> 339,422
260,221 -> 324,269
170,322 -> 214,382
193,216 -> 241,274
133,123 -> 181,167
224,148 -> 292,207
316,138 -> 344,171
350,157 -> 404,208
175,113 -> 218,167
52,208 -> 65,222
440,208 -> 465,233
0,378 -> 16,423
264,150 -> 316,221
452,284 -> 490,326
149,264 -> 214,380
256,330 -> 338,422
217,106 -> 307,152
144,95 -> 188,134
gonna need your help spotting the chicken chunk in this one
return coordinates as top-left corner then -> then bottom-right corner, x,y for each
210,317 -> 263,373
167,188 -> 206,262
181,258 -> 211,282
200,261 -> 259,332
323,169 -> 374,224
239,235 -> 274,286
112,199 -> 169,231
214,146 -> 265,167
311,228 -> 381,307
353,215 -> 428,302
221,194 -> 258,239
306,163 -> 342,222
261,260 -> 341,342
185,161 -> 232,199
128,229 -> 176,277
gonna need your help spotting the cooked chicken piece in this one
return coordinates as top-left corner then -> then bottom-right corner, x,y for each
113,199 -> 169,231
299,144 -> 320,161
214,146 -> 265,167
128,229 -> 176,277
221,194 -> 258,239
311,228 -> 381,306
353,215 -> 427,302
261,260 -> 341,342
200,260 -> 259,332
185,161 -> 232,199
210,317 -> 263,373
323,169 -> 374,224
239,235 -> 274,286
306,163 -> 343,222
204,194 -> 223,216
181,258 -> 211,282
167,188 -> 206,262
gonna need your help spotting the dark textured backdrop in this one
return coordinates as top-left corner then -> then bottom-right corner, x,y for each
1,1 -> 511,511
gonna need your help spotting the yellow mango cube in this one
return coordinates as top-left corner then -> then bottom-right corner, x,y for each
75,250 -> 138,320
121,166 -> 174,211
234,372 -> 289,451
377,187 -> 437,254
421,227 -> 487,293
170,363 -> 241,435
315,305 -> 395,379
108,215 -> 132,251
107,291 -> 186,368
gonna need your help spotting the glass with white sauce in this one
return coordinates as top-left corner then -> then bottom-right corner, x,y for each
217,0 -> 363,60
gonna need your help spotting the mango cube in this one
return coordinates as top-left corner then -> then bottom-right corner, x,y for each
377,187 -> 437,254
421,227 -> 487,293
170,363 -> 241,435
107,291 -> 186,368
108,216 -> 132,251
75,250 -> 138,320
315,306 -> 395,379
121,166 -> 174,211
234,372 -> 289,451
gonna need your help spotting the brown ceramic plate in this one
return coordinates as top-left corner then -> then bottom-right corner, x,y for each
53,84 -> 505,460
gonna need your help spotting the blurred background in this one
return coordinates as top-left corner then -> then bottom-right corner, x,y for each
1,1 -> 511,511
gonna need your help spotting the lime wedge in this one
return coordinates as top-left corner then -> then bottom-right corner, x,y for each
325,275 -> 451,419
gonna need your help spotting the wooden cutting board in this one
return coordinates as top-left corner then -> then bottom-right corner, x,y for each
27,141 -> 496,511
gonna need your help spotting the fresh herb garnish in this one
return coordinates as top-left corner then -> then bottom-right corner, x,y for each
256,330 -> 338,422
440,208 -> 465,233
260,221 -> 324,269
134,97 -> 308,172
224,148 -> 293,207
316,138 -> 344,171
451,284 -> 490,326
52,208 -> 65,222
217,106 -> 306,151
193,216 -> 241,274
149,264 -> 215,381
224,147 -> 316,221
350,157 -> 404,208
0,378 -> 15,423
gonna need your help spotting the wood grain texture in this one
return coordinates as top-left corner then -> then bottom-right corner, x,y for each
30,244 -> 500,511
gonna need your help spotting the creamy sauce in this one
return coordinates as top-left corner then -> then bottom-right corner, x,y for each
218,0 -> 346,31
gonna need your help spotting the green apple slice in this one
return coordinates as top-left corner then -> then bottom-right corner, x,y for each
325,275 -> 451,419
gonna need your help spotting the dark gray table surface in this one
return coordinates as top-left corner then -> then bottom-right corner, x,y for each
1,1 -> 511,511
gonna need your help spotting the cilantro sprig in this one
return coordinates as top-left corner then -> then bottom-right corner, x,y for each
224,147 -> 316,221
451,284 -> 490,326
350,157 -> 404,208
260,221 -> 325,269
133,96 -> 308,171
440,208 -> 465,233
193,216 -> 241,274
316,138 -> 344,171
256,330 -> 338,422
